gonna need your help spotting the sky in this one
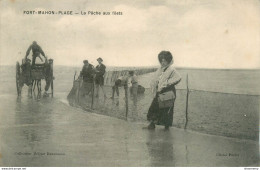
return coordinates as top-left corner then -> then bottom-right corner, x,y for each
0,0 -> 259,68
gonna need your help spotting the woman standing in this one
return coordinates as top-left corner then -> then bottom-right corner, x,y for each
146,51 -> 181,130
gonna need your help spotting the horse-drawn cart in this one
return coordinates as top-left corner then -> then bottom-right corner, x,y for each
16,60 -> 54,97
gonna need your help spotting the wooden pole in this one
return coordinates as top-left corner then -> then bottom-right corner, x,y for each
16,62 -> 20,96
91,82 -> 95,109
74,71 -> 77,81
40,80 -> 42,94
184,74 -> 189,129
51,80 -> 54,98
33,80 -> 36,91
77,80 -> 81,104
125,86 -> 128,120
51,62 -> 54,97
91,73 -> 96,109
30,82 -> 32,97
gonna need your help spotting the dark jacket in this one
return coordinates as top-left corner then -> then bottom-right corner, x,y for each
80,64 -> 94,83
26,44 -> 45,57
45,63 -> 53,79
95,64 -> 106,78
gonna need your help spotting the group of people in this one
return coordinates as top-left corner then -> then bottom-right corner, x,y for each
111,71 -> 138,100
79,50 -> 182,131
79,57 -> 107,98
23,41 -> 182,131
19,41 -> 54,97
79,57 -> 139,102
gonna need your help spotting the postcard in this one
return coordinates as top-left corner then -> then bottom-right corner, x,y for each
0,0 -> 259,167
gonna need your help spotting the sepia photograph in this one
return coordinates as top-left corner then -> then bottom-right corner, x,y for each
0,0 -> 259,168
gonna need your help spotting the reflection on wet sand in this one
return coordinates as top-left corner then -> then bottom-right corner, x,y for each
15,97 -> 53,143
146,130 -> 175,167
0,94 -> 258,166
0,97 -> 55,166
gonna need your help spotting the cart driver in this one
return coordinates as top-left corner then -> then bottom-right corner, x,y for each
25,41 -> 47,67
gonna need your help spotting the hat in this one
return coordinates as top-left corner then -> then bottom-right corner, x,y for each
26,58 -> 31,62
97,57 -> 103,62
83,60 -> 88,63
158,51 -> 173,64
48,58 -> 53,62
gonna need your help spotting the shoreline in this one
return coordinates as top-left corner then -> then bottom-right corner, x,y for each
1,64 -> 260,71
78,102 -> 259,142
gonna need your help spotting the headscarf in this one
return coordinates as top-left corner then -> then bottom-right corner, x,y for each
150,51 -> 174,96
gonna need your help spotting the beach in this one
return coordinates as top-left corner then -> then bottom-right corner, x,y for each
0,65 -> 259,166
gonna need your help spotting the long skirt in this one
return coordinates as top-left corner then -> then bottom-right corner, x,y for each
147,94 -> 175,126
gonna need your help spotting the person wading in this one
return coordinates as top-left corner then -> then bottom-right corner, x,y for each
95,57 -> 106,98
80,60 -> 95,97
128,71 -> 138,106
111,75 -> 129,99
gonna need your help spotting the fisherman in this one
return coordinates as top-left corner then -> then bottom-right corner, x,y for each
95,57 -> 106,98
80,60 -> 95,96
25,41 -> 47,67
19,58 -> 32,97
43,59 -> 54,97
128,71 -> 138,106
111,74 -> 130,99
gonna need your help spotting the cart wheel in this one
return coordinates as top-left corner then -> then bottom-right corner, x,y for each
51,79 -> 54,97
50,63 -> 54,98
16,62 -> 21,96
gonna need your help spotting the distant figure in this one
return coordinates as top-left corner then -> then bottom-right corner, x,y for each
19,58 -> 32,97
128,71 -> 138,106
43,59 -> 54,97
145,51 -> 181,130
25,41 -> 47,67
95,57 -> 106,98
130,85 -> 145,94
80,60 -> 95,96
111,75 -> 129,99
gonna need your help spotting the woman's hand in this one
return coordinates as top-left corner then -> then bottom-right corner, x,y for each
161,82 -> 167,88
158,83 -> 167,92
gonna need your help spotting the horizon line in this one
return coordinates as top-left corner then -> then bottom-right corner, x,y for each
0,64 -> 259,70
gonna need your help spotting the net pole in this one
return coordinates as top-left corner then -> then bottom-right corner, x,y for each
74,71 -> 77,81
77,79 -> 81,104
185,74 -> 189,129
125,86 -> 128,120
91,81 -> 95,109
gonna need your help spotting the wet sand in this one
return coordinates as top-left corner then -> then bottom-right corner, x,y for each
69,85 -> 259,141
1,94 -> 258,166
0,65 -> 259,166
